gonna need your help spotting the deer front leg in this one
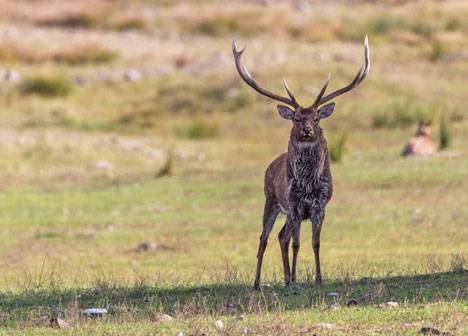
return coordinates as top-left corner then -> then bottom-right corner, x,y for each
291,224 -> 301,283
311,207 -> 325,286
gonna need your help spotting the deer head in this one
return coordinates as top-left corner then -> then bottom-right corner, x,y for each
232,36 -> 370,142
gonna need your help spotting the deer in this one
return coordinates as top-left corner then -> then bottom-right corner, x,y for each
401,122 -> 437,156
232,35 -> 370,289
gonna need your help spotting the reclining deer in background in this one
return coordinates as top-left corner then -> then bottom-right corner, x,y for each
232,36 -> 370,289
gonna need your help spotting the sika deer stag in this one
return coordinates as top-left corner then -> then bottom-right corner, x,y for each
232,36 -> 370,289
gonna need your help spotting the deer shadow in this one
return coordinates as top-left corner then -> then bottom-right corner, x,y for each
0,270 -> 465,323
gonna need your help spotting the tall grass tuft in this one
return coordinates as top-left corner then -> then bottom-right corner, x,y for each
438,115 -> 451,150
53,44 -> 118,65
21,76 -> 73,97
329,134 -> 347,163
430,41 -> 445,62
156,151 -> 174,178
38,13 -> 97,29
177,120 -> 219,139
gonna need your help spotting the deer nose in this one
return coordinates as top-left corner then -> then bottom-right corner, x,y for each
303,126 -> 312,135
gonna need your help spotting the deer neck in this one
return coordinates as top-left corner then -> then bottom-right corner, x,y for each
288,132 -> 326,184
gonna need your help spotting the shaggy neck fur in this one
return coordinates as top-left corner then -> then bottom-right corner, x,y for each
288,128 -> 326,187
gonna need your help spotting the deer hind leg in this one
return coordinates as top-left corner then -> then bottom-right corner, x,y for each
254,200 -> 279,290
291,223 -> 301,283
278,218 -> 294,286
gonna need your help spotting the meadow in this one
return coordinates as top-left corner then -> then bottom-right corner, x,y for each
0,0 -> 467,335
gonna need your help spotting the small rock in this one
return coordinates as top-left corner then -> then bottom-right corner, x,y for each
315,322 -> 335,329
378,301 -> 399,308
177,332 -> 185,336
81,308 -> 108,318
49,317 -> 69,328
160,314 -> 173,321
236,314 -> 245,320
94,160 -> 112,170
327,292 -> 339,297
123,68 -> 142,82
4,69 -> 21,82
329,302 -> 341,310
137,241 -> 158,252
213,319 -> 224,331
243,326 -> 253,334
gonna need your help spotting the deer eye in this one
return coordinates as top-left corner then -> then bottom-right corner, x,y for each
314,117 -> 320,123
294,116 -> 302,123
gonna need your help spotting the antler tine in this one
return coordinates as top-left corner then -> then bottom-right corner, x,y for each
316,35 -> 370,107
310,73 -> 331,108
282,79 -> 299,107
232,35 -> 299,108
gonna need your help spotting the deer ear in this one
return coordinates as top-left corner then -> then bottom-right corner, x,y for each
318,102 -> 335,119
277,105 -> 295,120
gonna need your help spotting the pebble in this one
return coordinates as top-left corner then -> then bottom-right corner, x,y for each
213,319 -> 224,331
161,314 -> 173,321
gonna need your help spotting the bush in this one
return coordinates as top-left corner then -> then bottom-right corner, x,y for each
53,44 -> 118,65
371,99 -> 436,129
329,134 -> 347,163
156,151 -> 174,178
21,76 -> 73,97
38,13 -> 97,29
438,115 -> 451,150
429,41 -> 445,62
177,120 -> 219,139
113,17 -> 148,31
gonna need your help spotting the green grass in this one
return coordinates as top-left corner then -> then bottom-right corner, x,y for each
0,0 -> 467,334
21,76 -> 73,97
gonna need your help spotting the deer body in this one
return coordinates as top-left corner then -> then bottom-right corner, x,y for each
232,35 -> 370,289
401,123 -> 436,156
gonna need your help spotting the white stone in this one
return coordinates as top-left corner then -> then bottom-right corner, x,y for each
213,320 -> 224,331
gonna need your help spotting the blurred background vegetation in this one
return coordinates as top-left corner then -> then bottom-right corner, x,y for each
0,0 -> 466,334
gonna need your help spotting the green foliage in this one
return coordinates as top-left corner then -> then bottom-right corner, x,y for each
53,45 -> 118,65
430,41 -> 445,62
329,134 -> 347,163
372,99 -> 436,129
21,76 -> 73,97
438,115 -> 451,150
113,17 -> 148,31
177,120 -> 219,139
196,16 -> 239,36
38,13 -> 97,29
156,151 -> 174,177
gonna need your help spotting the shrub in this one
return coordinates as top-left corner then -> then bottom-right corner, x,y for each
53,44 -> 118,65
371,112 -> 390,129
21,76 -> 73,97
429,41 -> 445,62
38,13 -> 97,29
156,151 -> 174,178
113,17 -> 148,31
438,115 -> 451,150
329,134 -> 347,163
371,99 -> 436,129
177,120 -> 219,139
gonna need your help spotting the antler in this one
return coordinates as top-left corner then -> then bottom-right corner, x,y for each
232,36 -> 299,108
311,35 -> 370,108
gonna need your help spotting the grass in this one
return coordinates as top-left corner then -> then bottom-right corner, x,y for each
21,76 -> 73,97
0,0 -> 467,335
329,133 -> 347,163
52,44 -> 118,65
439,116 -> 451,150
